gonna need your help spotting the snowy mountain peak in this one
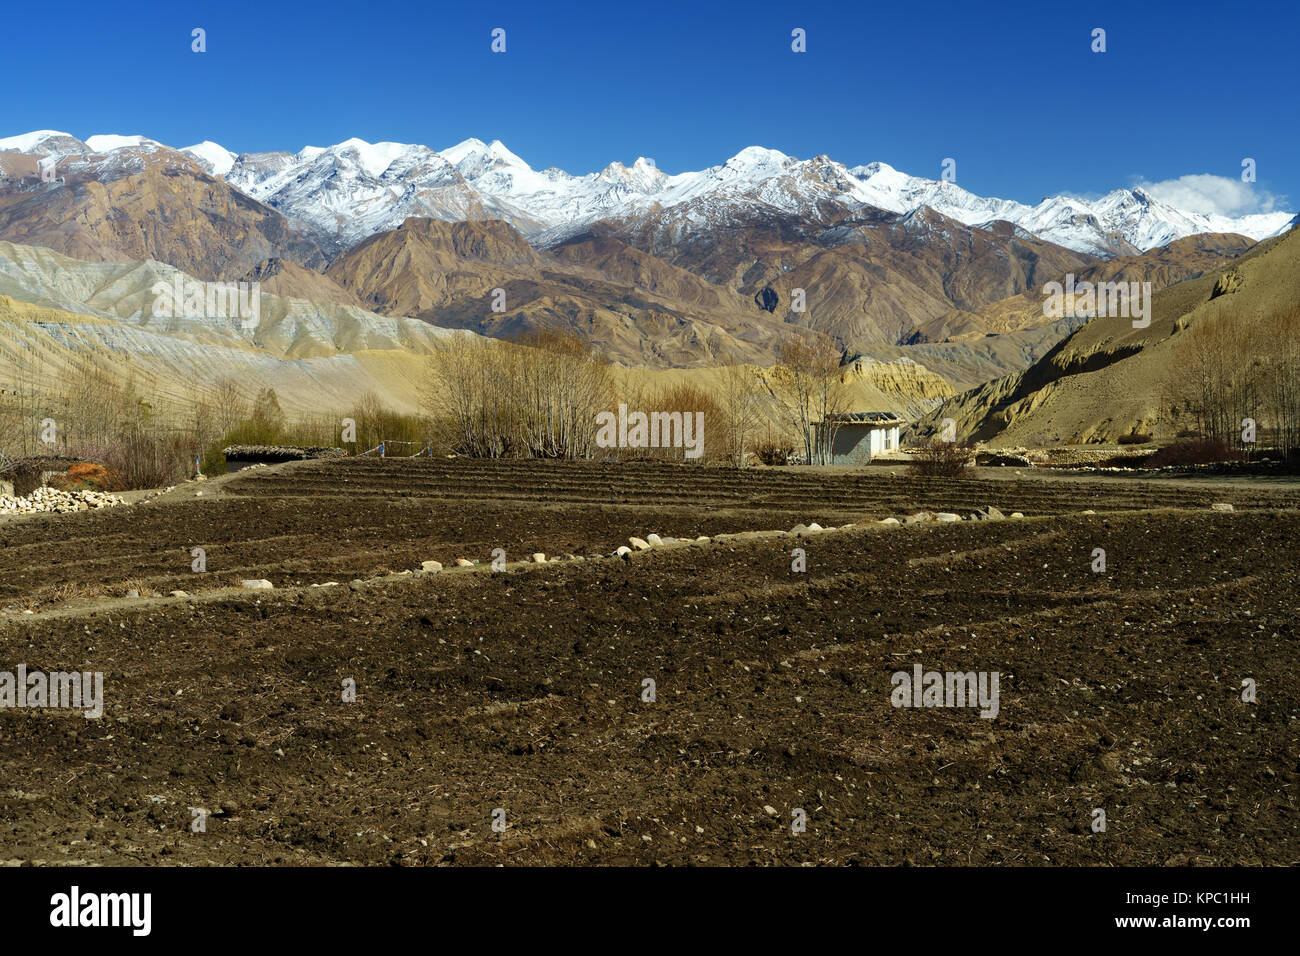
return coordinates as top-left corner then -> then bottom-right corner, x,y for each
598,157 -> 667,191
724,146 -> 791,170
440,138 -> 531,180
3,128 -> 1292,257
440,137 -> 487,161
853,161 -> 898,177
84,134 -> 159,153
0,130 -> 88,156
321,138 -> 420,178
181,141 -> 237,177
485,139 -> 528,166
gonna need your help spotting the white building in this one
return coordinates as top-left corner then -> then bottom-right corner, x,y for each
817,412 -> 904,465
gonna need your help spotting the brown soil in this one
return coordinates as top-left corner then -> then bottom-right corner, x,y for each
0,458 -> 1296,865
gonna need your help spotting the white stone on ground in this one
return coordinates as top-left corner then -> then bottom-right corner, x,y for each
0,487 -> 126,516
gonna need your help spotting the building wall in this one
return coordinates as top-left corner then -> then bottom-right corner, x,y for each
826,424 -> 901,465
829,425 -> 876,465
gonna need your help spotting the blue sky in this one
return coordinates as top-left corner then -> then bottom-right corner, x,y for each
7,0 -> 1296,213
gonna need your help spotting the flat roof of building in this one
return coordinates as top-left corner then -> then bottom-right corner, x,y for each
820,412 -> 905,425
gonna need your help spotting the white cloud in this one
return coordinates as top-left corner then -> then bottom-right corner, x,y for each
1134,174 -> 1286,217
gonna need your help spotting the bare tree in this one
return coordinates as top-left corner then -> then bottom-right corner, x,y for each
210,378 -> 248,440
512,326 -> 614,459
764,337 -> 847,465
717,356 -> 761,467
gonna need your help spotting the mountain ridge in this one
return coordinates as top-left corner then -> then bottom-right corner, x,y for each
2,130 -> 1290,258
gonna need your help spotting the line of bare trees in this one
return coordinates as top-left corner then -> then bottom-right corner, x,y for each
424,328 -> 615,459
1169,303 -> 1300,457
0,355 -> 358,487
1,326 -> 853,481
423,328 -> 796,465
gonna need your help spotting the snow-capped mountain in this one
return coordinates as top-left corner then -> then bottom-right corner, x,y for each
218,140 -> 495,245
2,130 -> 1293,257
181,141 -> 236,177
203,138 -> 1300,256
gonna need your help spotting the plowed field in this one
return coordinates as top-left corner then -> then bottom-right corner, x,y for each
1,459 -> 1296,865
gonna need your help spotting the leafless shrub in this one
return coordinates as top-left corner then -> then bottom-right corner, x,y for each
1146,438 -> 1244,468
753,441 -> 793,466
908,439 -> 975,477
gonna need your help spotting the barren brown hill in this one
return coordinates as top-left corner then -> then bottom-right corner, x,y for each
241,257 -> 364,308
546,232 -> 751,316
324,217 -> 542,316
327,207 -> 1107,370
583,203 -> 1094,353
0,147 -> 335,281
913,228 -> 1300,445
917,232 -> 1256,342
325,217 -> 788,366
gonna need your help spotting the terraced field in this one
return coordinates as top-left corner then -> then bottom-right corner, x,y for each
0,458 -> 1296,865
229,456 -> 1296,514
4,458 -> 1294,607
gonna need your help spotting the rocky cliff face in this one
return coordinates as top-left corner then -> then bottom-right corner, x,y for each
842,357 -> 955,421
